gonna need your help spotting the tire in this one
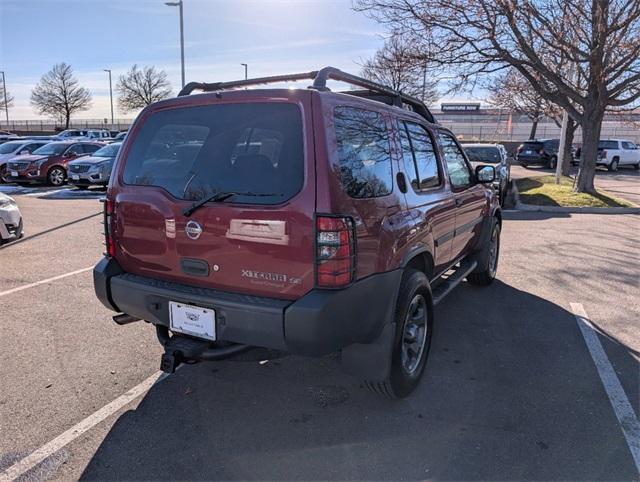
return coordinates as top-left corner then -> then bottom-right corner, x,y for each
364,269 -> 433,399
608,158 -> 619,172
47,166 -> 66,186
548,156 -> 557,169
467,221 -> 500,286
521,163 -> 528,169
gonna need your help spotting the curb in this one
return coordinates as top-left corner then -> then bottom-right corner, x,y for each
512,180 -> 640,214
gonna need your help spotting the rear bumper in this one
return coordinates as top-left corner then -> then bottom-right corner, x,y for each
517,156 -> 547,165
94,257 -> 401,357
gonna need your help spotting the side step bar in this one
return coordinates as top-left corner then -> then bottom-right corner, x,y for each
432,260 -> 477,306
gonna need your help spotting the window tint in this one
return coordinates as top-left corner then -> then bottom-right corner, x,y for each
82,144 -> 101,154
439,133 -> 472,189
122,103 -> 304,204
463,146 -> 501,164
66,144 -> 85,155
334,106 -> 393,198
599,140 -> 618,150
398,121 -> 440,191
622,141 -> 636,149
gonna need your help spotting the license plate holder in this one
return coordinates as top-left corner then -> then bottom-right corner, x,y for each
72,175 -> 80,180
169,301 -> 216,341
11,171 -> 18,177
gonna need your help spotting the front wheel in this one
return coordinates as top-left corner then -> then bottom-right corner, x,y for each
468,221 -> 500,286
47,166 -> 66,186
364,269 -> 433,399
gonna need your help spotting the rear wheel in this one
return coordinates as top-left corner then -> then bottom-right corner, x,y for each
364,269 -> 433,399
548,156 -> 557,169
47,166 -> 66,186
467,221 -> 500,286
609,158 -> 619,172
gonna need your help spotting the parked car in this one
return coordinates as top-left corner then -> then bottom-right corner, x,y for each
0,192 -> 22,244
56,129 -> 112,141
0,140 -> 51,182
68,142 -> 122,189
114,131 -> 127,141
516,138 -> 562,168
462,143 -> 511,206
93,67 -> 501,399
594,139 -> 640,171
0,131 -> 20,144
4,141 -> 103,186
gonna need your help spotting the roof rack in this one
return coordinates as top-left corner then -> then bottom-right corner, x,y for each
177,66 -> 436,124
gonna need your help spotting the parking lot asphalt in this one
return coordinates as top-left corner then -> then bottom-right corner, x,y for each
0,185 -> 638,481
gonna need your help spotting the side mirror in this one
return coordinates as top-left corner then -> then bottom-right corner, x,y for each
475,165 -> 496,183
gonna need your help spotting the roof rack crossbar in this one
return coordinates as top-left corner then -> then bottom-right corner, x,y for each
177,66 -> 436,124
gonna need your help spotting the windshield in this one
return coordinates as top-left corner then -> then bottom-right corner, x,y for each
0,141 -> 26,154
33,143 -> 69,155
599,140 -> 618,149
463,146 -> 501,163
122,103 -> 304,204
93,143 -> 121,157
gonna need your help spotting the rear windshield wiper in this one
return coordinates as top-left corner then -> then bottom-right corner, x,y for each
182,190 -> 282,217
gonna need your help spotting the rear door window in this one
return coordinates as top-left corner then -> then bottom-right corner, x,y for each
82,144 -> 100,154
599,140 -> 619,150
398,120 -> 440,191
333,106 -> 393,198
439,133 -> 473,189
122,103 -> 304,205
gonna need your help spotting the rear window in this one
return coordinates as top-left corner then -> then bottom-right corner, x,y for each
599,140 -> 618,150
463,146 -> 501,164
122,103 -> 304,204
333,106 -> 393,198
522,142 -> 543,150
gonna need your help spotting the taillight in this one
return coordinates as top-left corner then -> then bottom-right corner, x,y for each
102,198 -> 115,257
316,215 -> 356,288
600,150 -> 607,159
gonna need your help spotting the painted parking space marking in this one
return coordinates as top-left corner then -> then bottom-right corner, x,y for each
0,371 -> 168,482
0,267 -> 93,298
571,303 -> 640,473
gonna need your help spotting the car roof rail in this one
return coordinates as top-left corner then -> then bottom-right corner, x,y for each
177,66 -> 436,124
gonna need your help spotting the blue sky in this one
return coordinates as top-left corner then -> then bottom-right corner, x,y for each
0,0 -> 473,120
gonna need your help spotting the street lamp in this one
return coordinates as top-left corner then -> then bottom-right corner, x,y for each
104,69 -> 114,126
165,0 -> 185,88
0,71 -> 8,125
240,63 -> 248,80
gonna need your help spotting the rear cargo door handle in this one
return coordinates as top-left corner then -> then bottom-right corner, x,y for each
181,258 -> 209,277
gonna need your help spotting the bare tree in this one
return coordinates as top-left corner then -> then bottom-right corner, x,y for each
30,63 -> 92,128
354,0 -> 640,193
0,84 -> 14,113
117,65 -> 172,113
488,69 -> 563,140
361,36 -> 439,104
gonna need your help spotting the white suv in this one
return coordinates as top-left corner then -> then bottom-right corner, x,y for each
597,139 -> 640,171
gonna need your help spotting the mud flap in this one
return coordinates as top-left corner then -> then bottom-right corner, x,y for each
340,322 -> 396,380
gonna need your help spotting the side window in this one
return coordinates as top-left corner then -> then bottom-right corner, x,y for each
82,144 -> 100,154
439,133 -> 473,189
66,144 -> 84,155
334,106 -> 393,198
398,121 -> 440,191
622,141 -> 636,150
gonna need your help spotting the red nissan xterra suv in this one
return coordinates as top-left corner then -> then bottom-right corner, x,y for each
94,67 -> 501,398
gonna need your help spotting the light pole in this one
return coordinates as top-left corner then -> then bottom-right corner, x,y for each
0,71 -> 8,125
104,69 -> 114,126
240,63 -> 248,80
165,0 -> 185,88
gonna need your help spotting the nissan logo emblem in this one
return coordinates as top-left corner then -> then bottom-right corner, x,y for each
185,220 -> 203,240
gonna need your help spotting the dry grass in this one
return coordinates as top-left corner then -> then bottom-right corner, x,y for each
516,175 -> 636,208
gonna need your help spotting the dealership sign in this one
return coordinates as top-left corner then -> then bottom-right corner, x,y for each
440,103 -> 481,112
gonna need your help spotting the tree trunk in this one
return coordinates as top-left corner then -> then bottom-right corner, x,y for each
560,119 -> 576,176
65,112 -> 70,129
575,111 -> 604,193
529,120 -> 538,140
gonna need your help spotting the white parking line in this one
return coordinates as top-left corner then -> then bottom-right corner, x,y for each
571,303 -> 640,472
0,267 -> 93,298
0,371 -> 168,482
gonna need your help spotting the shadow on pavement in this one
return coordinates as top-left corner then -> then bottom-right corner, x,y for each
80,281 -> 638,481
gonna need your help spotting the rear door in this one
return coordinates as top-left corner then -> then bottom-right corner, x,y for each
437,131 -> 486,262
397,119 -> 455,273
113,97 -> 316,300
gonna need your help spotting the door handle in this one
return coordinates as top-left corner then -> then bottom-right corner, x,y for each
454,198 -> 462,207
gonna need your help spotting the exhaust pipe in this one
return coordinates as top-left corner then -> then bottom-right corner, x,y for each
113,313 -> 141,325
